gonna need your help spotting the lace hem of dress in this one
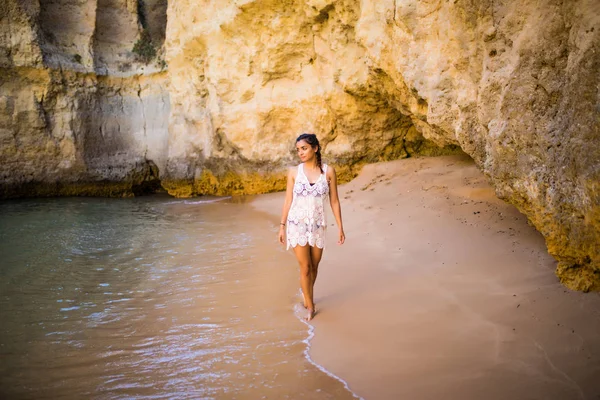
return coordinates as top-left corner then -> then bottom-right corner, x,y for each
287,234 -> 326,250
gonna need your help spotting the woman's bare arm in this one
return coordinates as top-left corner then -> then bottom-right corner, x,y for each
278,167 -> 296,244
327,166 -> 345,245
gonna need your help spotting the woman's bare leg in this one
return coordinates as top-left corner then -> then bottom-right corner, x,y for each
309,246 -> 323,293
298,246 -> 324,309
292,244 -> 316,321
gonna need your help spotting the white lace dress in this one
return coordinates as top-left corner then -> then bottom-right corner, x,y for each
287,163 -> 329,250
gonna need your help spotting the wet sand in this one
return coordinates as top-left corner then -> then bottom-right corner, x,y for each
253,155 -> 600,400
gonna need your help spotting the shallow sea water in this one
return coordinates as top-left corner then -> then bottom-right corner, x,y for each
0,196 -> 355,399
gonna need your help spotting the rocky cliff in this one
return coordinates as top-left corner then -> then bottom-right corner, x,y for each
1,0 -> 598,290
1,0 -> 169,197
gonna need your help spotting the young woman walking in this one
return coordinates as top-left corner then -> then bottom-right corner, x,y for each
278,133 -> 345,321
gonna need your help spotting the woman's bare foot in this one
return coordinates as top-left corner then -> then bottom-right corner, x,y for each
305,308 -> 316,321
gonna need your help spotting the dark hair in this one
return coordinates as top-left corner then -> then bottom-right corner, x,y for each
296,133 -> 322,173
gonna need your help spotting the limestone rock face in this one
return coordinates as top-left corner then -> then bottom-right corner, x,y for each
353,0 -> 600,290
0,0 -> 598,289
1,0 -> 169,197
162,0 -> 459,197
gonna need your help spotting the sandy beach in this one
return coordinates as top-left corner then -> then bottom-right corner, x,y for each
252,154 -> 600,400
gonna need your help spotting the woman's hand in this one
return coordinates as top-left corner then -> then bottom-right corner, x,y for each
338,229 -> 345,245
278,225 -> 286,245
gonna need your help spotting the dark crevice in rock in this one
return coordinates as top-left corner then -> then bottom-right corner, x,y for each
92,0 -> 167,74
138,0 -> 167,47
132,159 -> 162,196
314,4 -> 335,24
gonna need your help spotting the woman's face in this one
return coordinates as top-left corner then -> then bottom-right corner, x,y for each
296,140 -> 317,162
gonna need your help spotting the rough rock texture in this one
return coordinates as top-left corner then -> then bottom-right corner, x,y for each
162,0 -> 460,197
0,0 -> 598,289
352,0 -> 600,291
1,0 -> 169,197
1,67 -> 168,197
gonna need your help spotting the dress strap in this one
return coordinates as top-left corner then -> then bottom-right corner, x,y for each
297,163 -> 304,179
322,163 -> 328,174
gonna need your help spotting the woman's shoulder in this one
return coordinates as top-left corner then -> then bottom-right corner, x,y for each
324,164 -> 336,183
324,163 -> 336,175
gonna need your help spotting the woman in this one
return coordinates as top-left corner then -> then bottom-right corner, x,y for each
278,133 -> 345,321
